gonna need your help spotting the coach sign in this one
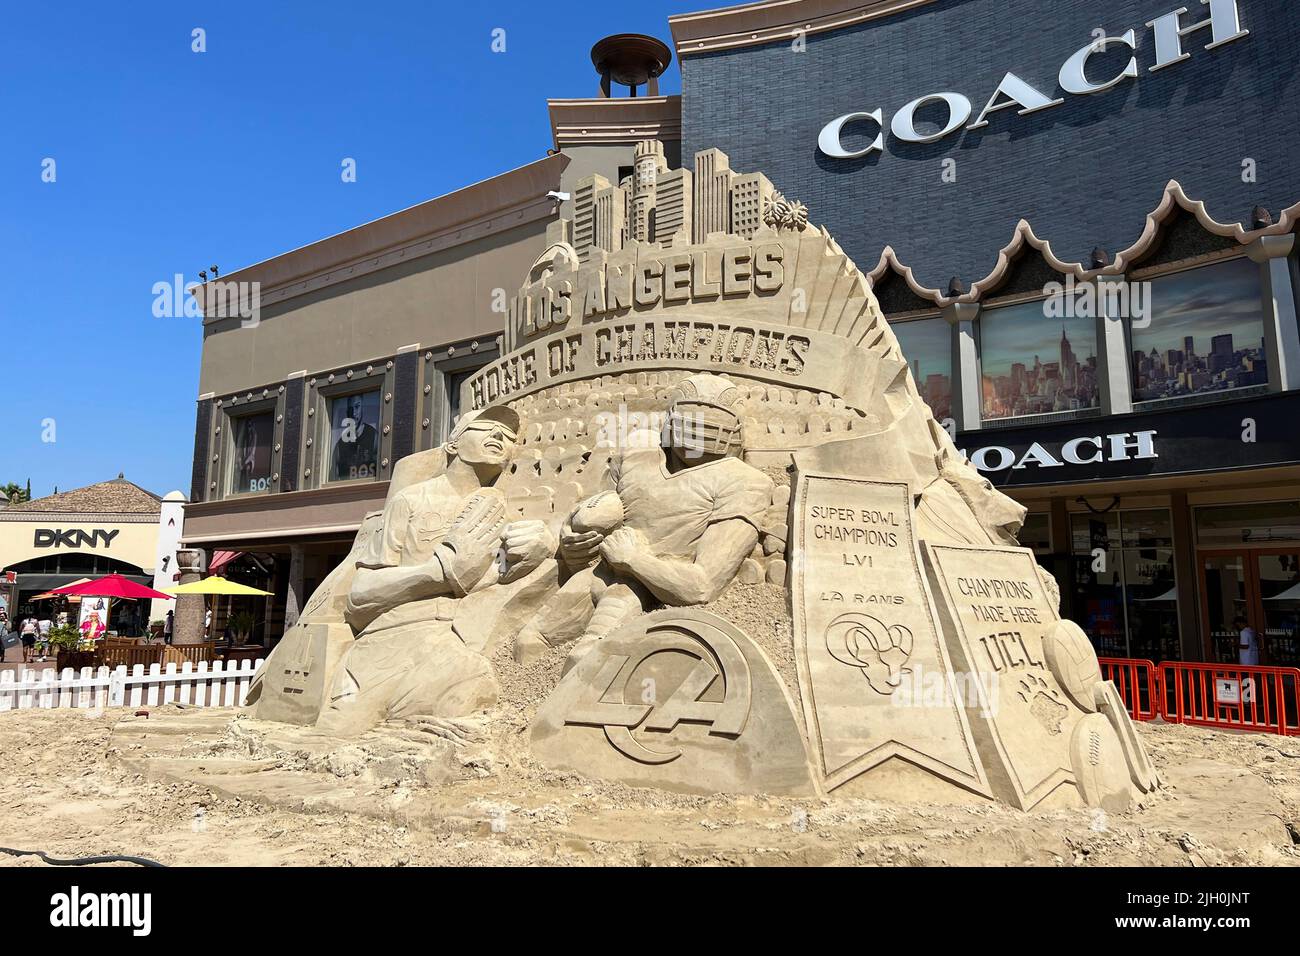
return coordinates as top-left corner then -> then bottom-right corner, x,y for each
964,431 -> 1159,475
818,0 -> 1250,161
960,392 -> 1300,488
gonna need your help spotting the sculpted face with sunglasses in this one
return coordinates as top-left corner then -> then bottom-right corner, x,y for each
316,406 -> 554,736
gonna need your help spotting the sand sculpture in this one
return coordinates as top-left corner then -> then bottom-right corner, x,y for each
246,140 -> 1157,810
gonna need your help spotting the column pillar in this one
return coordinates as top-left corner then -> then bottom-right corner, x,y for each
1094,276 -> 1134,416
173,548 -> 206,645
261,560 -> 280,647
943,301 -> 983,432
1170,491 -> 1203,662
1246,234 -> 1300,392
284,544 -> 306,631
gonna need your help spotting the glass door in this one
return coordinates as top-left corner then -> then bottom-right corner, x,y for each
1256,553 -> 1300,667
1200,552 -> 1251,663
1199,549 -> 1300,667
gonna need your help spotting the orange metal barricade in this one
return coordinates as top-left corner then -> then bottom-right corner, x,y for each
1098,657 -> 1159,721
1158,661 -> 1300,737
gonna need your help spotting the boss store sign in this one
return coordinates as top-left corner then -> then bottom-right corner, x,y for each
959,392 -> 1300,488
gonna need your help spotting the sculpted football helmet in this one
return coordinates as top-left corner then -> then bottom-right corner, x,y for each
666,373 -> 744,459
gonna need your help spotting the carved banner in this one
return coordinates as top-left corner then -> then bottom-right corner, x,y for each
462,316 -> 892,414
791,471 -> 990,797
922,543 -> 1084,810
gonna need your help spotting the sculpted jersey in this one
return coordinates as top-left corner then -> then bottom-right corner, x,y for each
351,475 -> 474,632
359,475 -> 458,570
613,434 -> 773,558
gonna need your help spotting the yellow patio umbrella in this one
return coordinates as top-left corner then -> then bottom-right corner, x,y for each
166,577 -> 275,644
166,578 -> 274,597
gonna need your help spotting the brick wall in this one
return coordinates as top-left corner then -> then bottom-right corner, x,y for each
681,0 -> 1297,290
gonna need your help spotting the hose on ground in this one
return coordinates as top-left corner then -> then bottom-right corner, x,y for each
0,845 -> 165,867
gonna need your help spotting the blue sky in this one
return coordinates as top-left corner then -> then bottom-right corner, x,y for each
0,1 -> 690,500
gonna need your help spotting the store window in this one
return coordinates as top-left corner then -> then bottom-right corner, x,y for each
446,368 -> 476,433
1019,512 -> 1052,555
1195,501 -> 1300,666
1130,257 -> 1267,402
227,410 -> 275,495
890,315 -> 952,421
1071,509 -> 1179,661
979,298 -> 1099,421
325,390 -> 381,482
1257,554 -> 1300,666
1196,501 -> 1300,547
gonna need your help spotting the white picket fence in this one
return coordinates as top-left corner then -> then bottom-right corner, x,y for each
0,659 -> 265,712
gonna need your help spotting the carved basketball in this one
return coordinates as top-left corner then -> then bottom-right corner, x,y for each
1043,620 -> 1102,712
570,491 -> 625,535
1069,712 -> 1132,813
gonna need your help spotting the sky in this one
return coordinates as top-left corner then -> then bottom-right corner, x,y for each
0,1 -> 692,501
1132,256 -> 1266,356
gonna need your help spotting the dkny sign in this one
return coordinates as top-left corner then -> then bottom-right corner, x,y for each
818,0 -> 1250,162
34,528 -> 120,549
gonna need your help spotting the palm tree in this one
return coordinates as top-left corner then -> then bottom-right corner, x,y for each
1,481 -> 31,504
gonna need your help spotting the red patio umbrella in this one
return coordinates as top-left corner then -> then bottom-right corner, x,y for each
50,573 -> 174,601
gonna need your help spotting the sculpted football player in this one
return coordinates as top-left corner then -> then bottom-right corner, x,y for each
513,373 -> 774,669
315,406 -> 555,736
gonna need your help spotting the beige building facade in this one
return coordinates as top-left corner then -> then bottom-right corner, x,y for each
184,42 -> 684,646
0,476 -> 186,630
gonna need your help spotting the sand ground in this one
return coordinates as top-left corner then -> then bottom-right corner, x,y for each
1,698 -> 1298,867
3,584 -> 1298,867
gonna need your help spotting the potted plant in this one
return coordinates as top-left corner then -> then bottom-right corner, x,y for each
46,624 -> 84,656
227,611 -> 257,647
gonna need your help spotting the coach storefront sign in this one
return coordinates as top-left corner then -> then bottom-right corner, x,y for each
960,391 -> 1300,488
34,528 -> 121,549
818,0 -> 1249,162
964,431 -> 1160,476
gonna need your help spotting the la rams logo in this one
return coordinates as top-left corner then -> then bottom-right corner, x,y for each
564,618 -> 752,764
825,612 -> 914,695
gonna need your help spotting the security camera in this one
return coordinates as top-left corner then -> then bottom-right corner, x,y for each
546,190 -> 571,202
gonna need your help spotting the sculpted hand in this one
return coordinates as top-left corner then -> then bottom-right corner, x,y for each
598,526 -> 647,572
559,521 -> 604,568
439,491 -> 508,595
402,714 -> 488,747
498,519 -> 556,583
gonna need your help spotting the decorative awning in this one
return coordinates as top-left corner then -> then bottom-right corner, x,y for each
207,550 -> 241,576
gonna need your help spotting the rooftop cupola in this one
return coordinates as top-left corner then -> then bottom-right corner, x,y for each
590,34 -> 672,98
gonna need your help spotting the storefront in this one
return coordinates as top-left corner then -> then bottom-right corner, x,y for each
949,392 -> 1300,664
667,0 -> 1300,664
0,475 -> 186,634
